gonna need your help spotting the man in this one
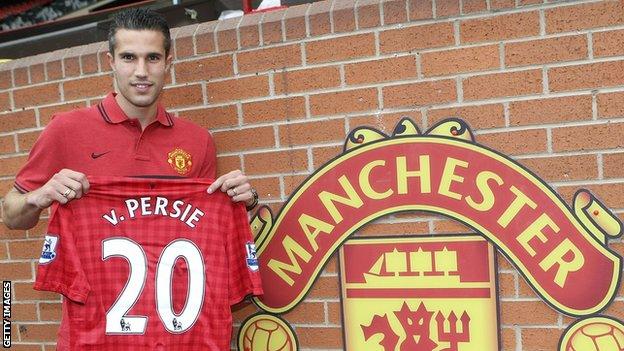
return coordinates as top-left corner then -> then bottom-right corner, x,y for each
2,8 -> 258,229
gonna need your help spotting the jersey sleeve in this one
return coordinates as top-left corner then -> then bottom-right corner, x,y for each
227,203 -> 263,305
14,115 -> 67,193
33,204 -> 91,304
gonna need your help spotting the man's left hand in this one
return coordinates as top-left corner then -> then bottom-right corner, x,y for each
207,170 -> 258,210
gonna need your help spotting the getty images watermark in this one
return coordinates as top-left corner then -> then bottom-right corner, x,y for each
2,281 -> 10,348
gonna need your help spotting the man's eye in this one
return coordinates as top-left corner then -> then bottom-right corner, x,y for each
149,55 -> 160,61
122,55 -> 134,60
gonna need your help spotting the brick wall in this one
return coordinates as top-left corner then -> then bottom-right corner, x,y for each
1,0 -> 624,350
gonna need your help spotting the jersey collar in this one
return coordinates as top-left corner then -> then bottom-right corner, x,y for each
98,92 -> 174,127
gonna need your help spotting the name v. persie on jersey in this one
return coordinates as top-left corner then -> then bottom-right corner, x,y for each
102,196 -> 205,228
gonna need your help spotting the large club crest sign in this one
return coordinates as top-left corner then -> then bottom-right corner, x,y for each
237,118 -> 624,351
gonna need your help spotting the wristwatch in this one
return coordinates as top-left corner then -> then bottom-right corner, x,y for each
246,188 -> 259,211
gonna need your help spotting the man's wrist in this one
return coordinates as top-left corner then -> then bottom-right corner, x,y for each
246,188 -> 259,211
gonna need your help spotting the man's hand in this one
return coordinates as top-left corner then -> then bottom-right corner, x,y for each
2,169 -> 89,230
26,169 -> 90,209
207,170 -> 258,209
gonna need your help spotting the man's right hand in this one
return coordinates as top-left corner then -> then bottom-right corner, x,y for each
2,169 -> 89,230
25,169 -> 90,209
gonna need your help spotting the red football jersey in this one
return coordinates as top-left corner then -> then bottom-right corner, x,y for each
34,176 -> 263,350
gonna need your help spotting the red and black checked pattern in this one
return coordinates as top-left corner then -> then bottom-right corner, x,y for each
34,176 -> 263,351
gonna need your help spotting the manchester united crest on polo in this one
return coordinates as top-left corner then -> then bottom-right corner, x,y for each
167,148 -> 192,175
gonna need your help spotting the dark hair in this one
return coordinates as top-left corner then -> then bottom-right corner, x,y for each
108,8 -> 171,55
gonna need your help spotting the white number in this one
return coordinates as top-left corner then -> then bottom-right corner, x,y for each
102,238 -> 205,334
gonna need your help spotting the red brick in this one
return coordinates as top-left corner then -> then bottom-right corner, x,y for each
509,95 -> 592,126
174,55 -> 233,83
8,239 -> 41,260
239,13 -> 261,49
0,133 -> 14,154
180,105 -> 238,129
552,123 -> 624,153
0,155 -> 27,177
195,22 -> 216,54
431,219 -> 473,234
358,221 -> 430,236
307,276 -> 339,298
308,0 -> 332,36
274,66 -> 341,94
14,282 -> 60,301
3,343 -> 42,351
160,84 -> 203,109
598,91 -> 624,119
594,29 -> 624,58
81,53 -> 99,74
39,302 -> 62,321
310,88 -> 377,116
312,145 -> 343,168
18,323 -> 60,342
0,110 -> 36,133
173,25 -> 197,59
245,149 -> 308,175
206,75 -> 269,103
332,0 -> 356,33
422,44 -> 499,77
14,84 -> 60,109
501,300 -> 559,325
498,272 -> 516,298
262,10 -> 285,45
0,243 -> 7,260
279,119 -> 345,146
0,92 -> 10,112
428,103 -> 505,130
460,12 -> 540,43
491,0 -> 515,9
282,301 -> 325,323
463,0 -> 487,14
63,74 -> 112,100
13,67 -> 29,87
27,219 -> 49,239
250,176 -> 280,200
603,153 -> 624,179
238,45 -> 301,73
519,155 -> 598,182
505,35 -> 587,67
550,61 -> 624,92
501,327 -> 517,351
380,22 -> 454,53
345,56 -> 417,85
296,327 -> 343,349
545,1 -> 624,34
213,126 -> 275,152
284,4 -> 308,40
463,69 -> 542,100
63,56 -> 80,77
408,0 -> 433,20
242,96 -> 306,124
12,303 -> 37,321
0,179 -> 15,198
519,0 -> 542,5
383,79 -> 456,108
327,301 -> 341,324
0,262 -> 33,280
383,0 -> 408,25
44,345 -> 57,351
0,70 -> 11,89
306,33 -> 376,64
357,0 -> 381,29
39,101 -> 87,126
436,0 -> 459,17
30,64 -> 44,84
521,328 -> 560,351
216,155 -> 241,175
46,60 -> 62,80
283,174 -> 309,196
216,17 -> 239,52
478,129 -> 547,155
0,224 -> 28,241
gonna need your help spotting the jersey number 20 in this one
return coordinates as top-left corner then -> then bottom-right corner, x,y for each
102,237 -> 205,334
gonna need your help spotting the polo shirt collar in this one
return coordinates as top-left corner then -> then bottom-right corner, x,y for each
99,92 -> 174,127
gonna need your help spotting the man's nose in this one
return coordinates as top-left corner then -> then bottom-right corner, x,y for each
134,59 -> 148,77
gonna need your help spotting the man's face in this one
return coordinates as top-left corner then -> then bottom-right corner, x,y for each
108,29 -> 171,111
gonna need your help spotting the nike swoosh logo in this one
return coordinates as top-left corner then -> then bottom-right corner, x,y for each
91,151 -> 110,159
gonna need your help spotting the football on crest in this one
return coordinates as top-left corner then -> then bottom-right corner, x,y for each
565,320 -> 624,351
242,317 -> 293,351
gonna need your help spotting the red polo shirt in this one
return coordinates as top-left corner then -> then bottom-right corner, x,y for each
15,92 -> 217,193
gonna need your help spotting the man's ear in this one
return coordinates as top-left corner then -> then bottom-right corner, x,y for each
165,54 -> 173,72
107,52 -> 115,71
